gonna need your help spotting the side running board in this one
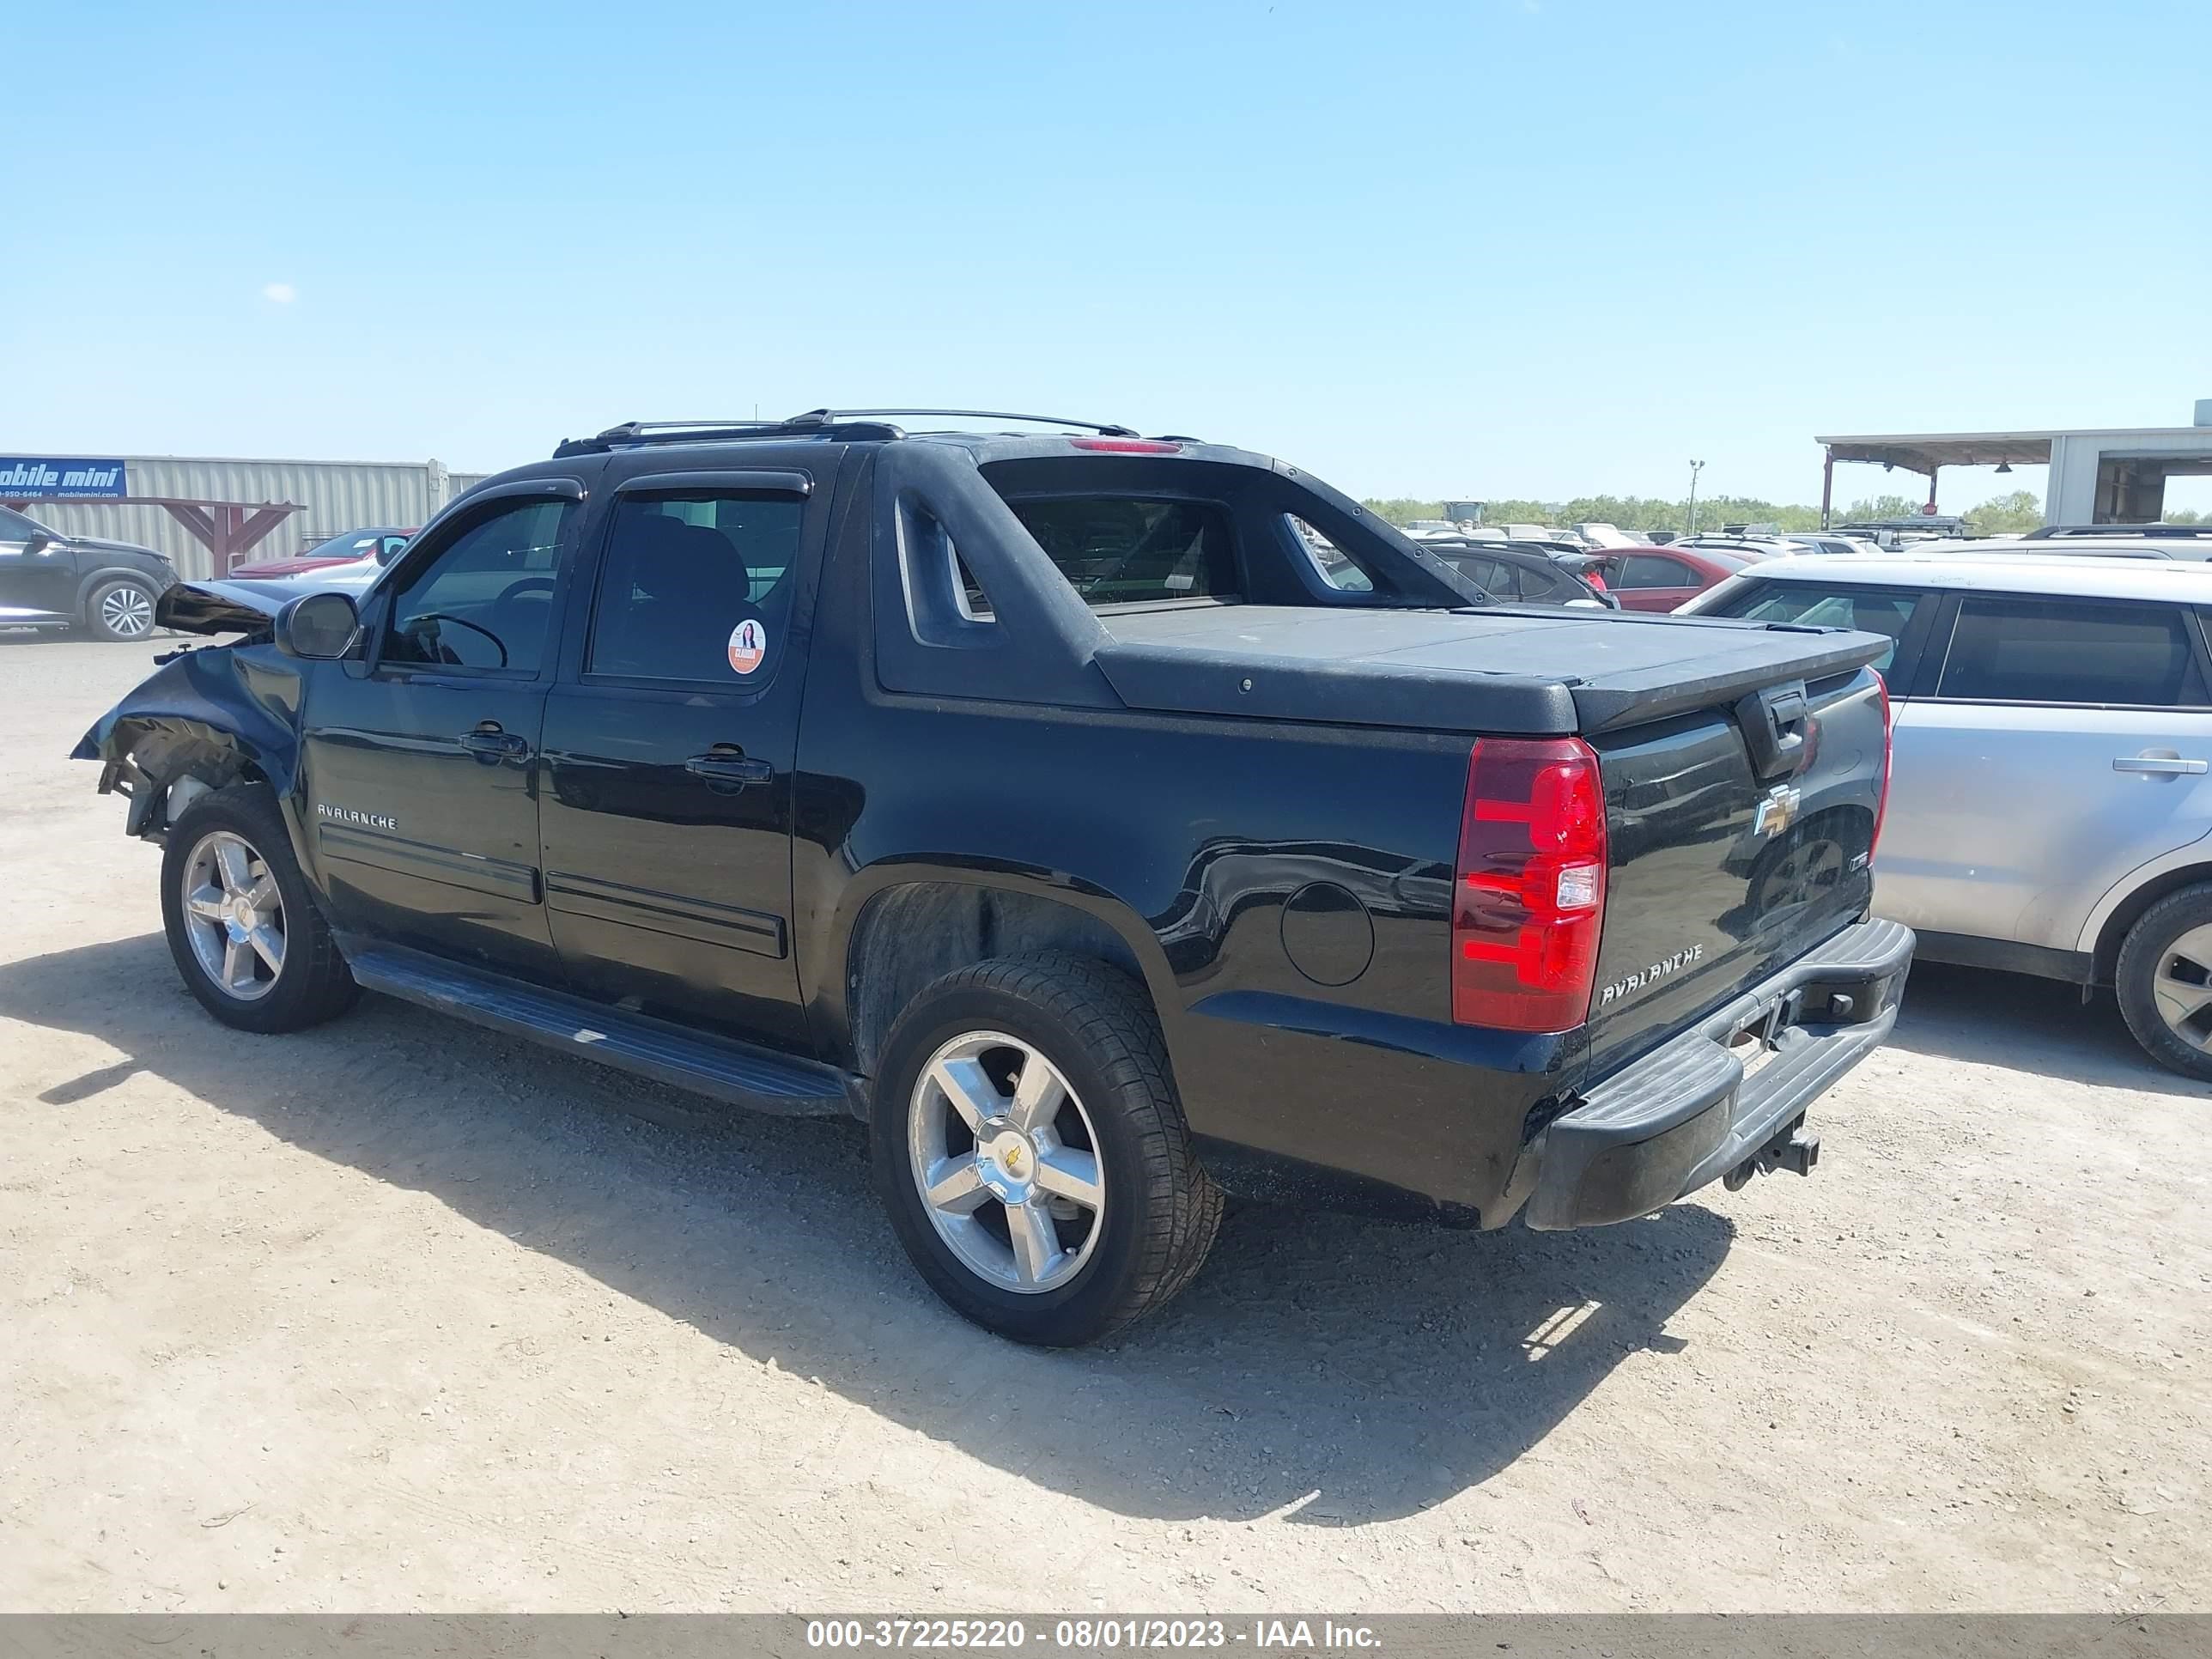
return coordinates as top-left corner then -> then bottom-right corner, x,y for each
342,942 -> 862,1120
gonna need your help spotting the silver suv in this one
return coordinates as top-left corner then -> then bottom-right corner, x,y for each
1684,555 -> 2212,1079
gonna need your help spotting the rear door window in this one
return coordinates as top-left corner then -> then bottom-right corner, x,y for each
1935,597 -> 2209,707
1005,497 -> 1237,606
1615,554 -> 1690,590
1516,562 -> 1577,602
1443,556 -> 1514,597
587,491 -> 805,684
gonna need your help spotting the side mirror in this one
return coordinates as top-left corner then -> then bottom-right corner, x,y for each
25,532 -> 58,556
276,592 -> 361,659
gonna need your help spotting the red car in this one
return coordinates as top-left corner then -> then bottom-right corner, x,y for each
228,526 -> 415,580
1601,544 -> 1756,612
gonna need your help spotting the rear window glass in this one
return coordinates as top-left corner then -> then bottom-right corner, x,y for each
1005,496 -> 1237,606
1936,597 -> 2207,707
1723,583 -> 1920,673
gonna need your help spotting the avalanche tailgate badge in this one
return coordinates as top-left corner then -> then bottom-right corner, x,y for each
726,618 -> 768,675
1598,944 -> 1705,1008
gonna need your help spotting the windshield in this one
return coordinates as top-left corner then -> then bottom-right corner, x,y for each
305,532 -> 385,562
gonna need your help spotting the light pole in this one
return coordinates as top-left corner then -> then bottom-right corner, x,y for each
1686,459 -> 1705,537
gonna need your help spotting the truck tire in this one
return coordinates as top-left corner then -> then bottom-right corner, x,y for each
160,782 -> 360,1034
2115,882 -> 2212,1081
870,952 -> 1222,1346
85,576 -> 160,641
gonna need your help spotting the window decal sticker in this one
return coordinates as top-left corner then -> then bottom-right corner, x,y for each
726,617 -> 768,675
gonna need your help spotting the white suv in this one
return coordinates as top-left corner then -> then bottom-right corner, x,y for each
1683,555 -> 2212,1079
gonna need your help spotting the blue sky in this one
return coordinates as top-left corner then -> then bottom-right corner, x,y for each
9,0 -> 2209,510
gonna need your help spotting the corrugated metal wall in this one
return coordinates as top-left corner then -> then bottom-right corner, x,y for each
9,456 -> 493,580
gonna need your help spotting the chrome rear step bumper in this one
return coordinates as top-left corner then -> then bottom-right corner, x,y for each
1524,917 -> 1914,1231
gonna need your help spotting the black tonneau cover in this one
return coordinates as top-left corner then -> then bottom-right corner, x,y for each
1091,603 -> 1887,735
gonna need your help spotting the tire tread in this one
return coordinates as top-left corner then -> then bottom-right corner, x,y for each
2115,881 -> 2212,1082
874,951 -> 1221,1344
161,782 -> 359,1033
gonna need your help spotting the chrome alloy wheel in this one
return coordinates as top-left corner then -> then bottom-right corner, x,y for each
100,584 -> 155,638
180,830 -> 286,1001
2152,922 -> 2212,1049
907,1030 -> 1106,1294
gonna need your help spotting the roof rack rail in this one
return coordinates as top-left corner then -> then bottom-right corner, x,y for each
552,407 -> 1144,459
2022,522 -> 2212,539
552,413 -> 867,458
787,407 -> 1141,436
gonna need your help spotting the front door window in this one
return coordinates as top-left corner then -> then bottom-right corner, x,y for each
382,498 -> 572,674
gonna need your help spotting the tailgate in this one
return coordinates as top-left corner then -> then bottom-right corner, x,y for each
1583,666 -> 1889,1073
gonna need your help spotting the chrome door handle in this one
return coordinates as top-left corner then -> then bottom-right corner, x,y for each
685,750 -> 774,785
459,725 -> 529,759
2113,756 -> 2208,775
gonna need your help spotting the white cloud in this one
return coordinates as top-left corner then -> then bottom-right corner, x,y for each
261,282 -> 297,304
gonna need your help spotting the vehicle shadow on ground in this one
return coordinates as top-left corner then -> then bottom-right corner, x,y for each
1889,962 -> 2212,1101
0,932 -> 1733,1525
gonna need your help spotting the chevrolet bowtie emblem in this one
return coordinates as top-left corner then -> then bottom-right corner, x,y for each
1753,783 -> 1801,838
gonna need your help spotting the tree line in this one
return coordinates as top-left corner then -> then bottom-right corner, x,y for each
1360,489 -> 2205,538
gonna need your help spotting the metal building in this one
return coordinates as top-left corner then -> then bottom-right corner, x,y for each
0,453 -> 491,580
1814,400 -> 2212,527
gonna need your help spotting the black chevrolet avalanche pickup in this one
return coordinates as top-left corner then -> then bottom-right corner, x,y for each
76,410 -> 1912,1346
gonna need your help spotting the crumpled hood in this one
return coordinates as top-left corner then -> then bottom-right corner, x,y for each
154,579 -> 290,638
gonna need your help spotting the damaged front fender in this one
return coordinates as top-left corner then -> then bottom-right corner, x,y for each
72,640 -> 308,842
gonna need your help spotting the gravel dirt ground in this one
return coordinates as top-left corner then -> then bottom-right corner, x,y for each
3,637 -> 2207,1614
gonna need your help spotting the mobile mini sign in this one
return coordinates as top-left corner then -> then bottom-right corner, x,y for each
0,458 -> 131,499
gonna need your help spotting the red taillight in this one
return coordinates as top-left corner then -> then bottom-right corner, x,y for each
1870,670 -> 1893,859
1453,738 -> 1608,1032
1068,437 -> 1182,453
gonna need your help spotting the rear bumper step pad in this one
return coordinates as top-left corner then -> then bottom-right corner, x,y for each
1523,916 -> 1914,1230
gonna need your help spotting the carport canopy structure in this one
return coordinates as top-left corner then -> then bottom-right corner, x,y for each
1814,429 -> 2057,526
1818,414 -> 2212,528
1,493 -> 304,572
